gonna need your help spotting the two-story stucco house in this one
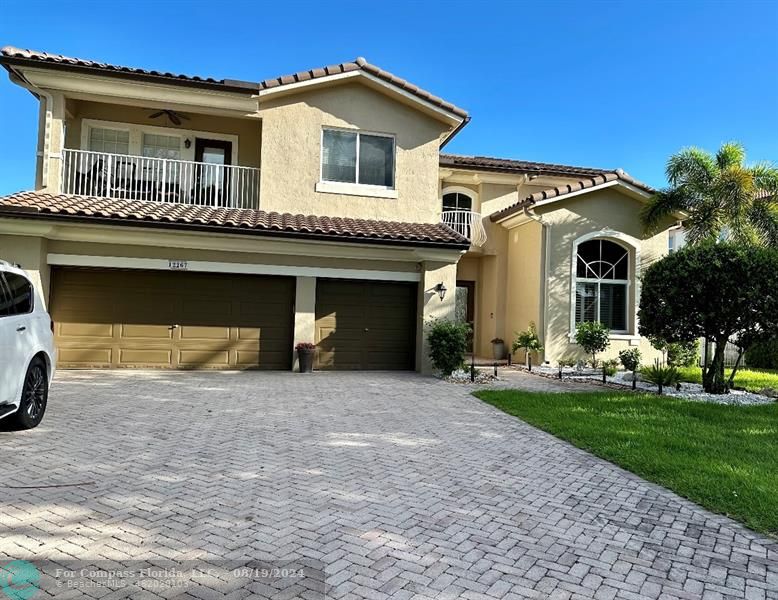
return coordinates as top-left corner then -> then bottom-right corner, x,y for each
0,47 -> 671,373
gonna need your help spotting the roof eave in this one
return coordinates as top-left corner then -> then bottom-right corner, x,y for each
0,205 -> 470,251
0,55 -> 259,95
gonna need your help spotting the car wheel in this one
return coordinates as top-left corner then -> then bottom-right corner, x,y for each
12,357 -> 48,430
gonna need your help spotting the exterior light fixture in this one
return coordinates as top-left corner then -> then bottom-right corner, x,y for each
434,283 -> 447,301
184,138 -> 192,149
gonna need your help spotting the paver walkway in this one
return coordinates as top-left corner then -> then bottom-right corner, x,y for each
1,371 -> 775,599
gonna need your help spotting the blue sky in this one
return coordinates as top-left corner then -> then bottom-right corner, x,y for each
0,0 -> 776,193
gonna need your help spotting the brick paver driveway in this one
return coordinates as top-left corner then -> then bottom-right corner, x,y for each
1,371 -> 776,600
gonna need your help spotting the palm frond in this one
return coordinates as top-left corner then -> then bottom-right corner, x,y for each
748,199 -> 778,247
640,187 -> 693,234
683,196 -> 725,245
749,162 -> 778,197
666,147 -> 718,188
715,141 -> 746,171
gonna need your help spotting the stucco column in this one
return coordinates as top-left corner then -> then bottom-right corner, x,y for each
44,92 -> 66,193
416,260 -> 458,374
292,276 -> 316,371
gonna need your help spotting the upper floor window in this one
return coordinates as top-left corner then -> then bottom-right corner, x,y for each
142,133 -> 182,160
442,192 -> 473,212
321,129 -> 395,188
575,239 -> 628,332
89,127 -> 129,155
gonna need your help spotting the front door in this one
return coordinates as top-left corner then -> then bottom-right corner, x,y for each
456,280 -> 475,353
194,139 -> 232,206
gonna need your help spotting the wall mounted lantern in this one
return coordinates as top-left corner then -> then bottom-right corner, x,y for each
434,282 -> 447,301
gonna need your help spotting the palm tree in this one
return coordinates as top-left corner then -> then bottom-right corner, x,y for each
642,142 -> 778,247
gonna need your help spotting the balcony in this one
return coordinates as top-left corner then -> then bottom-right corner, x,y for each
61,148 -> 260,209
441,209 -> 487,247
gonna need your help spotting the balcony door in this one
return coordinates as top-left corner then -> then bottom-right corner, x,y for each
195,139 -> 232,207
443,192 -> 474,240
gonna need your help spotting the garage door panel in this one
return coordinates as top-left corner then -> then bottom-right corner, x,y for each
178,326 -> 231,340
58,322 -> 114,338
51,268 -> 294,370
315,279 -> 416,370
178,349 -> 231,367
58,347 -> 113,366
120,324 -> 175,340
120,348 -> 172,366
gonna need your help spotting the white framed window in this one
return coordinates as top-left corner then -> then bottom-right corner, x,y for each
88,127 -> 129,155
574,239 -> 629,332
142,133 -> 182,160
321,128 -> 395,188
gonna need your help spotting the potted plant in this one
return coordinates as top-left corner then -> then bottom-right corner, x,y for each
295,342 -> 316,373
490,338 -> 505,360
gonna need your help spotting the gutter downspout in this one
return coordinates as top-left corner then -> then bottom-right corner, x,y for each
8,70 -> 60,192
523,204 -> 551,364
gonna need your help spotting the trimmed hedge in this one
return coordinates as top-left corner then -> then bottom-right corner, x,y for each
746,339 -> 778,369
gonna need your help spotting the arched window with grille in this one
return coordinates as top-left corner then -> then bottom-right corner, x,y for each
442,191 -> 474,239
574,239 -> 629,332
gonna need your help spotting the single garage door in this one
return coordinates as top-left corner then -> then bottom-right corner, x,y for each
315,279 -> 417,370
51,268 -> 294,369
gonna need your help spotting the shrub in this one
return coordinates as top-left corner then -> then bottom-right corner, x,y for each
558,356 -> 577,368
667,339 -> 699,367
641,360 -> 681,394
512,322 -> 543,363
575,322 -> 610,367
745,338 -> 778,369
619,348 -> 642,372
603,359 -> 619,377
427,319 -> 471,376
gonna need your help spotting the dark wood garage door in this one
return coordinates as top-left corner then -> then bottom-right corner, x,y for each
315,279 -> 417,370
50,268 -> 294,369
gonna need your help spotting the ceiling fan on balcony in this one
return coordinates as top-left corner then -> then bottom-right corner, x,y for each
148,109 -> 190,126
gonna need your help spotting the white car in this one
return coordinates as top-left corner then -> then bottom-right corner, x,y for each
0,261 -> 56,429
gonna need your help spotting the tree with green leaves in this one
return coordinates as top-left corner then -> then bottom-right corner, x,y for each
641,142 -> 778,247
575,322 -> 610,368
639,243 -> 778,394
512,322 -> 543,366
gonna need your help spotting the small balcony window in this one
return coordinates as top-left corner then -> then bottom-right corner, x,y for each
89,127 -> 129,155
321,129 -> 395,188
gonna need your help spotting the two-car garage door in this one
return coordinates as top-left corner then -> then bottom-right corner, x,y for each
51,268 -> 295,369
50,268 -> 417,371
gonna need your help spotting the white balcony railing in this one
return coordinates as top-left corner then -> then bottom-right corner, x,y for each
441,210 -> 487,247
61,148 -> 260,209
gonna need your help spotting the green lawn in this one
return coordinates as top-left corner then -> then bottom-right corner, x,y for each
676,366 -> 778,392
475,390 -> 778,536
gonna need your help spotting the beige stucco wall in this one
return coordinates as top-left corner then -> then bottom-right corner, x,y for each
259,82 -> 448,222
504,221 -> 543,363
536,188 -> 668,364
417,260 -> 458,373
0,235 -> 50,307
65,99 -> 261,168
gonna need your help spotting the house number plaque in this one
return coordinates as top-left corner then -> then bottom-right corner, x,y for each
168,260 -> 189,270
